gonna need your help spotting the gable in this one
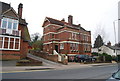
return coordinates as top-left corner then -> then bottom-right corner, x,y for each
2,8 -> 19,19
42,18 -> 50,27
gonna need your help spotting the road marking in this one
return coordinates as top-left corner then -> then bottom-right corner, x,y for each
0,69 -> 51,73
91,64 -> 116,67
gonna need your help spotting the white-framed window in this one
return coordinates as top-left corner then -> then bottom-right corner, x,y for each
60,43 -> 64,49
1,17 -> 19,30
75,44 -> 78,50
0,36 -> 20,50
70,43 -> 73,50
86,36 -> 87,41
70,43 -> 78,52
72,33 -> 76,39
84,45 -> 87,51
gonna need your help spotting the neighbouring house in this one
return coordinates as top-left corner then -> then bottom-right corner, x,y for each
92,42 -> 120,56
42,15 -> 91,60
0,2 -> 30,60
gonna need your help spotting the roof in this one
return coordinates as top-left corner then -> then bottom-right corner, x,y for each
0,2 -> 30,42
104,45 -> 120,50
0,2 -> 11,14
19,18 -> 28,25
44,17 -> 88,31
22,25 -> 31,42
46,17 -> 65,26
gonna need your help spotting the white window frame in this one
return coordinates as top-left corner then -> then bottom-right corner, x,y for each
0,35 -> 20,50
72,33 -> 76,40
60,43 -> 64,49
1,17 -> 19,31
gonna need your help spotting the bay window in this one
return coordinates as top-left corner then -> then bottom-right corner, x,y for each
0,36 -> 20,50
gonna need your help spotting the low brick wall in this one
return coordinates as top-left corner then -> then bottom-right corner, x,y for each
30,50 -> 58,62
29,50 -> 68,65
16,57 -> 42,66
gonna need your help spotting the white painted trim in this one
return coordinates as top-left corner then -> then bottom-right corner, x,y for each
2,37 -> 5,49
2,8 -> 19,18
43,24 -> 51,28
0,48 -> 20,51
0,37 -> 20,50
60,41 -> 80,44
43,24 -> 63,28
43,30 -> 91,36
43,32 -> 57,36
0,35 -> 20,39
43,41 -> 91,45
18,38 -> 20,50
1,17 -> 19,34
66,54 -> 77,56
8,37 -> 10,49
43,42 -> 52,45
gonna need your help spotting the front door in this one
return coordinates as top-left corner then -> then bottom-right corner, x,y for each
55,45 -> 58,53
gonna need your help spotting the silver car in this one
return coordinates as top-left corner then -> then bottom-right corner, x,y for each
107,69 -> 120,81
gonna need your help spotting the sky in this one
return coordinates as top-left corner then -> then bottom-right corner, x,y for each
1,0 -> 120,46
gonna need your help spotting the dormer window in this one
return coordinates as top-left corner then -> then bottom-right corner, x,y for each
1,17 -> 19,30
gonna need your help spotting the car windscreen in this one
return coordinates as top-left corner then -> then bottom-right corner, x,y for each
112,70 -> 120,80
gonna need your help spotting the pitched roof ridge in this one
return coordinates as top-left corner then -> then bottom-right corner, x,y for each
46,17 -> 68,24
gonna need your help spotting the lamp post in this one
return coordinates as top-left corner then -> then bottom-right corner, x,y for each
113,19 -> 120,62
113,19 -> 120,45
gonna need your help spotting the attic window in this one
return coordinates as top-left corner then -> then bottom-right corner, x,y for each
1,17 -> 19,30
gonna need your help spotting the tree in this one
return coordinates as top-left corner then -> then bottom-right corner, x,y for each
30,33 -> 43,50
32,40 -> 43,50
94,35 -> 104,48
31,33 -> 41,42
93,24 -> 108,44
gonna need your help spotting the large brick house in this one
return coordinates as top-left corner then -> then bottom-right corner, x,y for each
42,15 -> 91,60
0,2 -> 30,60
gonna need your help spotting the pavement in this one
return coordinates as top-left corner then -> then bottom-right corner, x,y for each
1,62 -> 117,73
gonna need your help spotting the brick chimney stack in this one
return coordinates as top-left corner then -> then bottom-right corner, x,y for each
61,18 -> 65,21
107,41 -> 111,46
68,15 -> 73,25
18,3 -> 23,18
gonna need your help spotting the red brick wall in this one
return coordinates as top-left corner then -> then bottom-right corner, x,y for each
0,50 -> 20,60
18,24 -> 29,59
43,19 -> 91,56
30,50 -> 58,62
20,39 -> 28,59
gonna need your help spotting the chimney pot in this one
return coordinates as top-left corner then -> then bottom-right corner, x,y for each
18,3 -> 23,18
107,41 -> 111,46
68,15 -> 73,25
61,18 -> 65,21
78,24 -> 81,27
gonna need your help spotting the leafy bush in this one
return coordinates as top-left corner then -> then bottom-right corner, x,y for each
92,52 -> 99,56
98,53 -> 112,62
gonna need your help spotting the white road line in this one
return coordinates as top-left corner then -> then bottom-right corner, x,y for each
0,69 -> 51,73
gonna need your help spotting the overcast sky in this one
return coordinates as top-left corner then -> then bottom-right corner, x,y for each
1,0 -> 120,46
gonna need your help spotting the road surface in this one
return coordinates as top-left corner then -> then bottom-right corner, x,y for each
2,63 -> 118,80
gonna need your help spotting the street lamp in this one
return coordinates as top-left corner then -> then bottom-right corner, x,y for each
113,19 -> 120,62
113,19 -> 120,45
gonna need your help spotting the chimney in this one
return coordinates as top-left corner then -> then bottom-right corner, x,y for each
68,15 -> 73,25
107,41 -> 111,46
61,18 -> 65,21
78,24 -> 81,27
18,3 -> 23,18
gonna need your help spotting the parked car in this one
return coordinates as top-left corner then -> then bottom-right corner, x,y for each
74,55 -> 92,62
107,69 -> 120,81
